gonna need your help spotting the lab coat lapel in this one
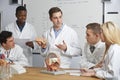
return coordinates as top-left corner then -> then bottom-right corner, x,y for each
49,27 -> 56,41
49,26 -> 65,45
54,25 -> 66,45
19,23 -> 27,38
86,45 -> 95,61
14,22 -> 22,38
87,45 -> 92,55
18,23 -> 30,39
14,22 -> 28,38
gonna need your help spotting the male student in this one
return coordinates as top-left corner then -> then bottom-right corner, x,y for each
36,7 -> 82,69
0,31 -> 28,66
5,6 -> 38,66
79,23 -> 105,68
81,21 -> 120,80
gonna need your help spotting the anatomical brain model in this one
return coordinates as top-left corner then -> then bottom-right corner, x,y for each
45,52 -> 60,71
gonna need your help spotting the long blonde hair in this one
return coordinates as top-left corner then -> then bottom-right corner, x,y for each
101,21 -> 120,61
101,21 -> 120,45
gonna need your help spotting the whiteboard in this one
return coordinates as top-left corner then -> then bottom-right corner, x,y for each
105,14 -> 120,27
23,0 -> 102,48
105,0 -> 120,27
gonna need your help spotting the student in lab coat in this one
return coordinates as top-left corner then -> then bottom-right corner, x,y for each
5,6 -> 38,66
0,31 -> 28,66
80,21 -> 120,80
36,7 -> 82,68
79,23 -> 105,68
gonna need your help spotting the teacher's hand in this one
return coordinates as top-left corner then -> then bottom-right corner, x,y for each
56,40 -> 67,51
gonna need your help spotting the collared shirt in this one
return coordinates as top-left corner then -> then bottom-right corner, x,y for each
16,20 -> 25,32
0,47 -> 11,58
89,40 -> 102,53
90,46 -> 95,53
89,40 -> 102,48
5,49 -> 11,58
53,24 -> 63,38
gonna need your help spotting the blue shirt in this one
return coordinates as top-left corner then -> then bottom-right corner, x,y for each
53,25 -> 63,38
16,20 -> 25,32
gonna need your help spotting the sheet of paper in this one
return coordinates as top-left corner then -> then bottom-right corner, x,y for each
14,38 -> 30,48
10,64 -> 26,74
69,72 -> 81,76
64,70 -> 81,73
64,70 -> 81,76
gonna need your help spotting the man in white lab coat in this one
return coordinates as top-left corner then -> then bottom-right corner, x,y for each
5,6 -> 38,66
0,31 -> 28,66
79,23 -> 105,68
36,7 -> 82,68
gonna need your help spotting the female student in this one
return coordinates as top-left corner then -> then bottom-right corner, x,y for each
80,21 -> 120,80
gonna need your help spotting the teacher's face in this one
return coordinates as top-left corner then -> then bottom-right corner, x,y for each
50,11 -> 63,28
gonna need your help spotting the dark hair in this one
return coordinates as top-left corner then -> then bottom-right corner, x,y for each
49,7 -> 62,18
16,6 -> 27,15
86,23 -> 101,34
0,31 -> 12,45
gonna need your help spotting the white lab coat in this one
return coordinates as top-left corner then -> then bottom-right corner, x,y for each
94,44 -> 120,80
5,22 -> 38,66
40,24 -> 82,68
0,44 -> 28,67
80,41 -> 105,68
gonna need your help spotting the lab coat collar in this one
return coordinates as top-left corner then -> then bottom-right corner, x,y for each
89,40 -> 103,48
0,46 -> 11,53
16,20 -> 26,32
53,23 -> 64,32
49,23 -> 66,38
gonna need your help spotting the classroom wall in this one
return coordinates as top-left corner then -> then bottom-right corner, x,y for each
0,0 -> 20,30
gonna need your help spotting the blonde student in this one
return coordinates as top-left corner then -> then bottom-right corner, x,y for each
80,21 -> 120,80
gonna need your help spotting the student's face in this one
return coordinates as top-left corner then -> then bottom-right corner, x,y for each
4,37 -> 15,49
50,12 -> 63,28
86,29 -> 98,45
16,10 -> 27,23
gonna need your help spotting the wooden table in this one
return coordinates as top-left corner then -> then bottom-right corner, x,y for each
10,67 -> 101,80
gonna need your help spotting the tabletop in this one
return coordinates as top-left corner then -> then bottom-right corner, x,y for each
10,67 -> 101,80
